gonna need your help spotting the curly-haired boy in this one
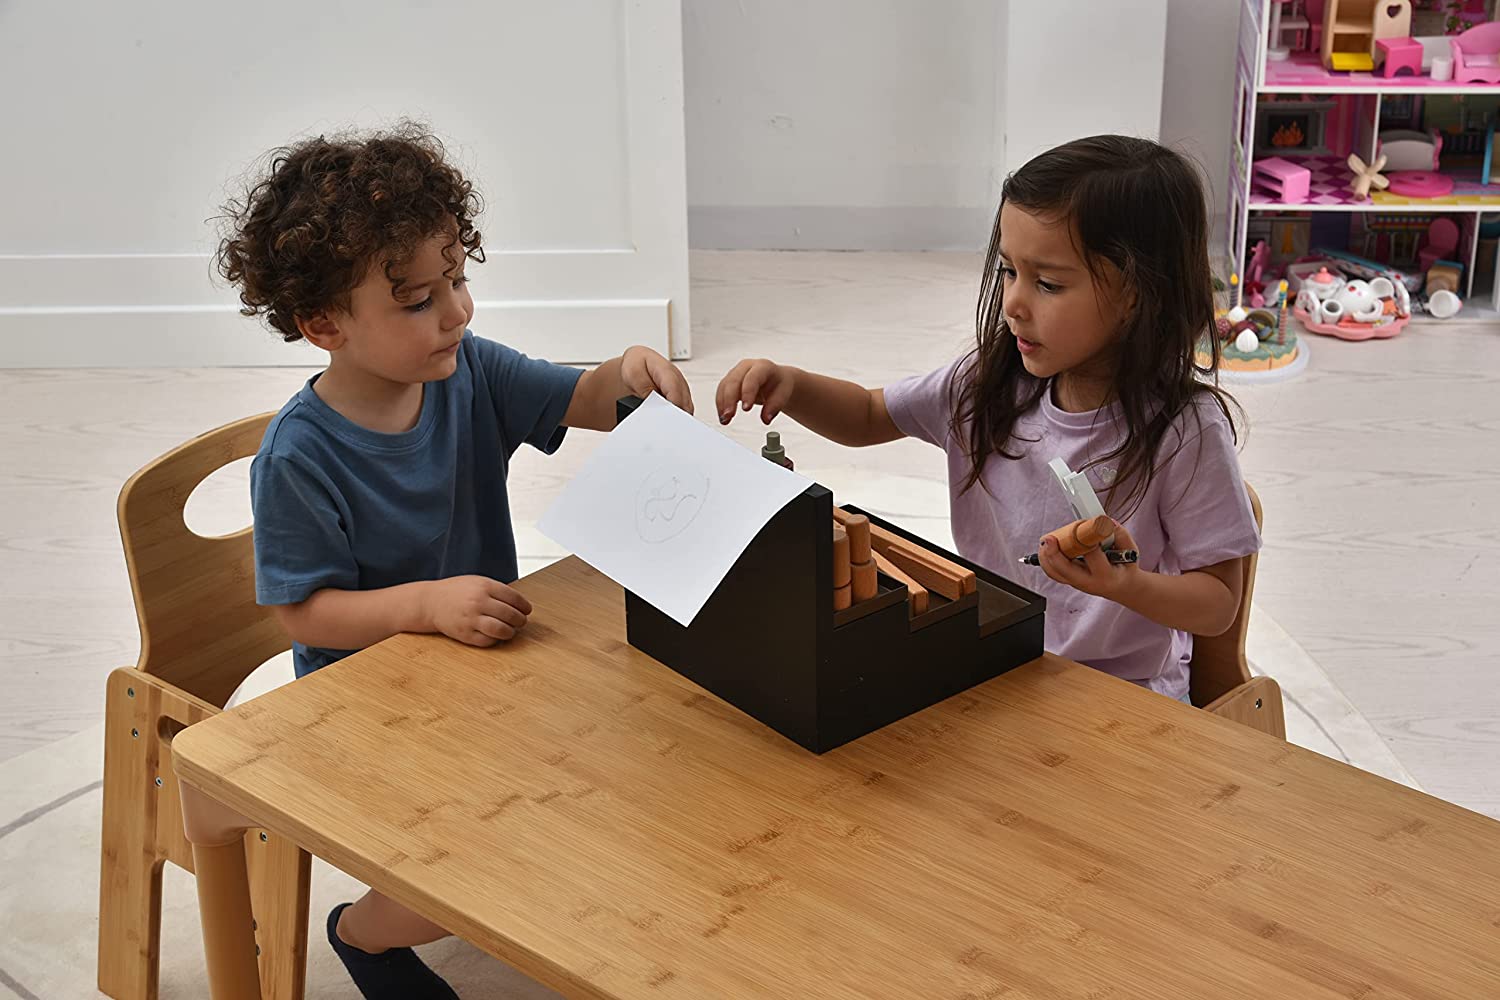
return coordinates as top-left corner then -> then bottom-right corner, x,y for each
217,122 -> 692,997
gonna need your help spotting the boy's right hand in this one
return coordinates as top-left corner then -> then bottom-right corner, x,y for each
717,358 -> 796,425
423,575 -> 532,647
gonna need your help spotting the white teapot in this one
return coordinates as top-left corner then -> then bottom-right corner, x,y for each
1334,280 -> 1383,322
1304,267 -> 1344,301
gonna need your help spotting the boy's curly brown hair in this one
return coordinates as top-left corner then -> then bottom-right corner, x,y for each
215,122 -> 484,342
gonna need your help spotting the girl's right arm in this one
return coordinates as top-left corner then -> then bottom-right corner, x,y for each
717,359 -> 905,447
273,576 -> 532,650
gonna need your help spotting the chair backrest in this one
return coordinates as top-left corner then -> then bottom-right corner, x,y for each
118,413 -> 289,708
1189,484 -> 1263,709
1455,20 -> 1500,54
1427,216 -> 1460,255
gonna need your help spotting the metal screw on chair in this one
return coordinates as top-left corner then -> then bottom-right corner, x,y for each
260,832 -> 268,842
1255,698 -> 1263,709
154,777 -> 163,787
252,919 -> 258,931
256,945 -> 261,956
131,728 -> 139,739
127,687 -> 135,698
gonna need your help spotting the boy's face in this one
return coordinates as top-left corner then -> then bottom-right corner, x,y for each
996,202 -> 1124,386
318,231 -> 475,384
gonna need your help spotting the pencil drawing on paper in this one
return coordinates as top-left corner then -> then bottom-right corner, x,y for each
635,466 -> 711,543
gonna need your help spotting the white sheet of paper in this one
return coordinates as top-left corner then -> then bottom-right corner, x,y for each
538,393 -> 812,626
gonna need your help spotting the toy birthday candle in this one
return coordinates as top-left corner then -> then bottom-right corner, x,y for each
1275,279 -> 1289,345
1230,272 -> 1241,309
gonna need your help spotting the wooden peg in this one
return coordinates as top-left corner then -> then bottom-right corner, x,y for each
832,524 -> 851,589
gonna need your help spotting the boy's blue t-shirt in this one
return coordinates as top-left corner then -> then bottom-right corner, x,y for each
250,331 -> 583,677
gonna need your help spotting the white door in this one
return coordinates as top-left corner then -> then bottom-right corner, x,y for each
0,0 -> 690,366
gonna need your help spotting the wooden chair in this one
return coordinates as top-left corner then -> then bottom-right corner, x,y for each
1190,484 -> 1286,739
98,413 -> 311,1000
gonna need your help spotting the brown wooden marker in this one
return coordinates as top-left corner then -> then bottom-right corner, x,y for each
1046,515 -> 1114,559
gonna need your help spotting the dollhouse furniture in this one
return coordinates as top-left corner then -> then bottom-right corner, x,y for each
1371,0 -> 1412,58
1268,0 -> 1310,59
1321,0 -> 1379,70
1346,151 -> 1389,199
1252,156 -> 1312,202
1451,21 -> 1500,83
1230,0 -> 1500,312
1386,169 -> 1455,197
1419,216 -> 1462,272
1377,129 -> 1441,172
1377,36 -> 1424,77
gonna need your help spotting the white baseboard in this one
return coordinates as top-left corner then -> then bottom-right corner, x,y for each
689,205 -> 993,251
0,255 -> 670,367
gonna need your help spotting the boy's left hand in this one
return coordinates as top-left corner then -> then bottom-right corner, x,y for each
1037,519 -> 1141,602
622,346 -> 694,414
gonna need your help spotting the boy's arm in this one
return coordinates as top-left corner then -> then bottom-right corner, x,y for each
717,360 -> 905,447
563,346 -> 694,431
273,576 -> 533,650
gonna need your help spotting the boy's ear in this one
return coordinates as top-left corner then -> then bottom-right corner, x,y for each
295,312 -> 344,350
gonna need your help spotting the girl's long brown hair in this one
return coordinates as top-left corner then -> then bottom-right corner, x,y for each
952,134 -> 1237,517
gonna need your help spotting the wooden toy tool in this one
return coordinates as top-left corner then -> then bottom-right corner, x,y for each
834,507 -> 975,600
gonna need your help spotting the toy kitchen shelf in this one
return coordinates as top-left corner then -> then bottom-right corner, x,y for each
1229,0 -> 1500,311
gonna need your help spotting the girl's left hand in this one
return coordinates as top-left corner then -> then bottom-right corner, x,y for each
622,346 -> 694,414
1037,519 -> 1141,602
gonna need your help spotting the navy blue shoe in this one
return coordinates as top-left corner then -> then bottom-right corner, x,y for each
326,902 -> 459,999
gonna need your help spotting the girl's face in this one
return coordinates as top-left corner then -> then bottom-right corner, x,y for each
998,202 -> 1126,394
327,231 -> 475,385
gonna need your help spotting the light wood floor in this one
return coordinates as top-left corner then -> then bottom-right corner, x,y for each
2,251 -> 1496,819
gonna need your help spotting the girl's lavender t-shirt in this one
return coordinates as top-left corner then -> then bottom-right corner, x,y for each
883,359 -> 1261,699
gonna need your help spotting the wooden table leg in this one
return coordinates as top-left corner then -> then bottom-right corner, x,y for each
178,781 -> 264,1000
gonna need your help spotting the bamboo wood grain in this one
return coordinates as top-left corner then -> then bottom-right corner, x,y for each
99,412 -> 310,1000
172,557 -> 1500,1000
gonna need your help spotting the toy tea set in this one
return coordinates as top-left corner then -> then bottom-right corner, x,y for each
1291,265 -> 1411,340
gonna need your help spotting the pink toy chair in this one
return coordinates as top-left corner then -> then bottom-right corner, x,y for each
1451,22 -> 1500,84
1419,217 -> 1460,274
1245,240 -> 1271,307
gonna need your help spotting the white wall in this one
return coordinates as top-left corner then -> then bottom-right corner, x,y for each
1003,1 -> 1168,179
685,0 -> 1004,250
1159,0 -> 1242,245
685,0 -> 1240,250
0,0 -> 690,366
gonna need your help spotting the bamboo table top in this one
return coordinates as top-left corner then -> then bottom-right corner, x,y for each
172,557 -> 1500,999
